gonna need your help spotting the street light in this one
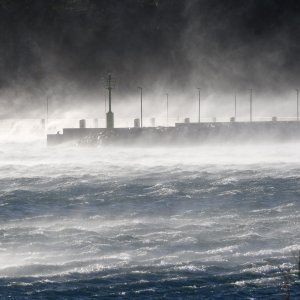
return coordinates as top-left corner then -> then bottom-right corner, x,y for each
296,89 -> 299,121
197,88 -> 201,123
104,89 -> 107,114
249,89 -> 253,122
234,92 -> 237,119
138,87 -> 143,128
45,96 -> 49,134
166,93 -> 169,126
46,96 -> 49,123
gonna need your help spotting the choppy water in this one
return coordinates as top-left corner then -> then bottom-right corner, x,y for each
0,142 -> 300,299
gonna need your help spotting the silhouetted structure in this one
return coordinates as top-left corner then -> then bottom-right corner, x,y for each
197,88 -> 201,123
106,74 -> 115,129
79,119 -> 86,129
138,87 -> 143,128
166,93 -> 169,126
47,120 -> 300,146
134,118 -> 140,128
249,89 -> 253,122
46,85 -> 300,146
297,89 -> 299,121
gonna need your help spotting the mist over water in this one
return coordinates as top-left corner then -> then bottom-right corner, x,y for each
0,1 -> 299,298
0,138 -> 300,299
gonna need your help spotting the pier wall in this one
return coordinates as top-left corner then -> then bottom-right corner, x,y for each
47,121 -> 300,146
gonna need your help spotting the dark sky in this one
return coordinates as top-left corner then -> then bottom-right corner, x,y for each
0,0 -> 299,99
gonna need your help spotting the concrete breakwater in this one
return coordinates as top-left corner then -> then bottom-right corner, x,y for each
47,121 -> 300,146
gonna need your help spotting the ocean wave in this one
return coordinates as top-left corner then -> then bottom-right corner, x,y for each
0,143 -> 300,298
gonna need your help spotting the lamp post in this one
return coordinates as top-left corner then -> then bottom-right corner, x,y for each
104,89 -> 107,114
249,89 -> 253,122
296,89 -> 299,121
197,88 -> 201,123
44,96 -> 49,133
166,93 -> 169,126
234,92 -> 237,119
46,96 -> 49,123
105,73 -> 115,129
138,87 -> 143,128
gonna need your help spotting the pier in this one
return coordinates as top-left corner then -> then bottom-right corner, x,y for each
47,120 -> 300,146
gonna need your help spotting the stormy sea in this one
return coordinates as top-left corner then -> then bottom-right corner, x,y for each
0,141 -> 300,299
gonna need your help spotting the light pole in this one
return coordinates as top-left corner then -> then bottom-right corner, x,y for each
297,89 -> 299,121
104,89 -> 107,114
197,88 -> 201,123
138,87 -> 143,128
249,89 -> 253,122
234,92 -> 237,119
105,73 -> 115,129
46,96 -> 49,124
166,93 -> 169,126
44,96 -> 49,133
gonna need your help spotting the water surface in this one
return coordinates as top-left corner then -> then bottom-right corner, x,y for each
0,142 -> 299,299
